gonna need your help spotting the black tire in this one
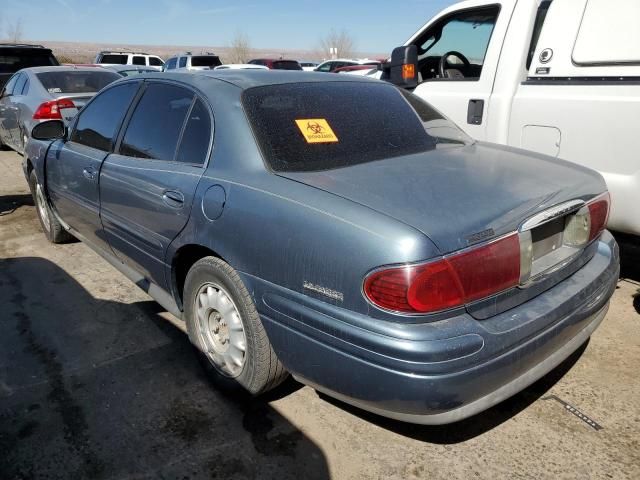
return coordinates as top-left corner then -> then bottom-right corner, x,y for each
184,256 -> 288,394
29,170 -> 73,243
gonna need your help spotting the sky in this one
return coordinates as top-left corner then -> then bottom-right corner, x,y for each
1,0 -> 459,54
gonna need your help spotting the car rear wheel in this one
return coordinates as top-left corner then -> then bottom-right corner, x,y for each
29,170 -> 73,243
184,256 -> 288,394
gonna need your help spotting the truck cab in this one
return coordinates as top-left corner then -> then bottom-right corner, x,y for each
386,0 -> 640,235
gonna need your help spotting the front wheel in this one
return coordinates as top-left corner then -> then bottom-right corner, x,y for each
183,256 -> 288,394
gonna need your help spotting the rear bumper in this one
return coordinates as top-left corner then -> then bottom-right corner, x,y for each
250,232 -> 619,424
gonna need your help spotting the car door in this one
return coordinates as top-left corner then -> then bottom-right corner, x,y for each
0,73 -> 21,145
99,81 -> 212,289
409,0 -> 516,140
7,73 -> 29,149
46,81 -> 141,250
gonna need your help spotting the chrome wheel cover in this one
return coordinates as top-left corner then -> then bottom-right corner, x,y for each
35,183 -> 50,232
195,282 -> 246,377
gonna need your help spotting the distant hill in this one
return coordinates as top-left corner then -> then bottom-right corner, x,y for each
26,40 -> 387,64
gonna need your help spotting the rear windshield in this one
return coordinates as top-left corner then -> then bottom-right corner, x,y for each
190,56 -> 222,68
0,50 -> 58,73
242,82 -> 471,172
273,60 -> 302,70
99,54 -> 128,64
36,71 -> 121,94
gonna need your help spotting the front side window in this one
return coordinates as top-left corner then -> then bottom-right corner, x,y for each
166,58 -> 177,70
120,83 -> 193,161
316,62 -> 333,72
415,6 -> 500,81
179,57 -> 187,68
70,82 -> 139,151
243,82 -> 471,172
132,56 -> 146,66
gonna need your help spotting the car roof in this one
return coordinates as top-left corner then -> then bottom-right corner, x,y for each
131,70 -> 379,90
20,65 -> 115,74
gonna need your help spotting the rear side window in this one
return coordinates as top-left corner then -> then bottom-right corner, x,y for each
176,99 -> 211,165
100,54 -> 128,64
132,56 -> 146,66
120,83 -> 193,161
273,61 -> 302,70
526,1 -> 552,70
71,82 -> 139,151
21,78 -> 30,95
179,57 -> 187,68
13,74 -> 27,95
149,57 -> 163,66
36,71 -> 120,94
190,56 -> 222,68
243,82 -> 445,172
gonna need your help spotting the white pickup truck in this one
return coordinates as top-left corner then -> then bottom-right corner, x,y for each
380,0 -> 640,235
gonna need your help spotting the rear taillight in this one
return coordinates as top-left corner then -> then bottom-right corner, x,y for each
33,98 -> 75,120
587,192 -> 610,242
363,233 -> 520,314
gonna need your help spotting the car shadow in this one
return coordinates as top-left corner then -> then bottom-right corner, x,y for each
0,256 -> 329,480
0,193 -> 33,216
317,340 -> 588,444
612,231 -> 640,283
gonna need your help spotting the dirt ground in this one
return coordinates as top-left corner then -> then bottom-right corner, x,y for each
1,149 -> 639,480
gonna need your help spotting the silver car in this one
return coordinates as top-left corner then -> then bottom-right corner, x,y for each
0,66 -> 120,154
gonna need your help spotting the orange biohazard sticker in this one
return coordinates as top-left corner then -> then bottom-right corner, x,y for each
295,119 -> 339,144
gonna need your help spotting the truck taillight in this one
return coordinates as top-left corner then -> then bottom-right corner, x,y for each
33,98 -> 75,120
363,234 -> 520,314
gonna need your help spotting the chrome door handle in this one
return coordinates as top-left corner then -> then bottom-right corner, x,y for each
162,190 -> 184,208
82,167 -> 96,180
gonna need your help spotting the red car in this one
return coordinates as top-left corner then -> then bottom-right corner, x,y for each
247,59 -> 302,70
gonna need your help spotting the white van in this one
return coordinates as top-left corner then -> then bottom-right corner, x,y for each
380,0 -> 640,235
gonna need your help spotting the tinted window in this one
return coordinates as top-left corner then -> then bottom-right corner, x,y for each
36,71 -> 120,94
179,57 -> 187,68
13,74 -> 27,95
176,99 -> 211,165
100,54 -> 128,64
243,82 -> 462,172
149,57 -> 164,66
120,83 -> 193,161
273,60 -> 302,70
316,62 -> 332,72
190,56 -> 221,68
0,50 -> 58,74
71,82 -> 139,151
132,56 -> 146,66
527,1 -> 552,70
166,58 -> 177,70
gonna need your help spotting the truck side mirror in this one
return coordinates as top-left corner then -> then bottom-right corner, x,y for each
31,120 -> 66,141
388,45 -> 419,89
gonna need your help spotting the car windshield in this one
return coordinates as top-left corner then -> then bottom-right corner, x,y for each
36,70 -> 121,94
0,51 -> 58,73
191,56 -> 221,67
273,61 -> 302,70
242,82 -> 471,172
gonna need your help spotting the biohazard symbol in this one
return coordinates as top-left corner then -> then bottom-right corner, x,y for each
294,118 -> 338,143
306,121 -> 324,134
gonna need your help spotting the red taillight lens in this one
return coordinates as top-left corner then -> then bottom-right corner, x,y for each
33,98 -> 75,120
364,233 -> 521,314
587,192 -> 610,241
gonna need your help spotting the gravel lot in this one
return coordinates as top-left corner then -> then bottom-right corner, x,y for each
1,149 -> 639,480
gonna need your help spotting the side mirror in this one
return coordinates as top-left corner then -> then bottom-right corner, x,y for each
31,120 -> 66,141
387,45 -> 419,89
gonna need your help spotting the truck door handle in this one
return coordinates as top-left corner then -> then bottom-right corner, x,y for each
467,99 -> 485,125
82,167 -> 97,180
162,190 -> 184,208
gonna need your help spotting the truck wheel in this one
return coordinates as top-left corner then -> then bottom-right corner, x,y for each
29,170 -> 73,243
183,256 -> 288,394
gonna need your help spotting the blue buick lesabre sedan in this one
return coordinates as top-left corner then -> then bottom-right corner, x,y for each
24,71 -> 619,424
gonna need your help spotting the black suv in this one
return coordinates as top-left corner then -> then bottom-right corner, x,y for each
0,44 -> 59,89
